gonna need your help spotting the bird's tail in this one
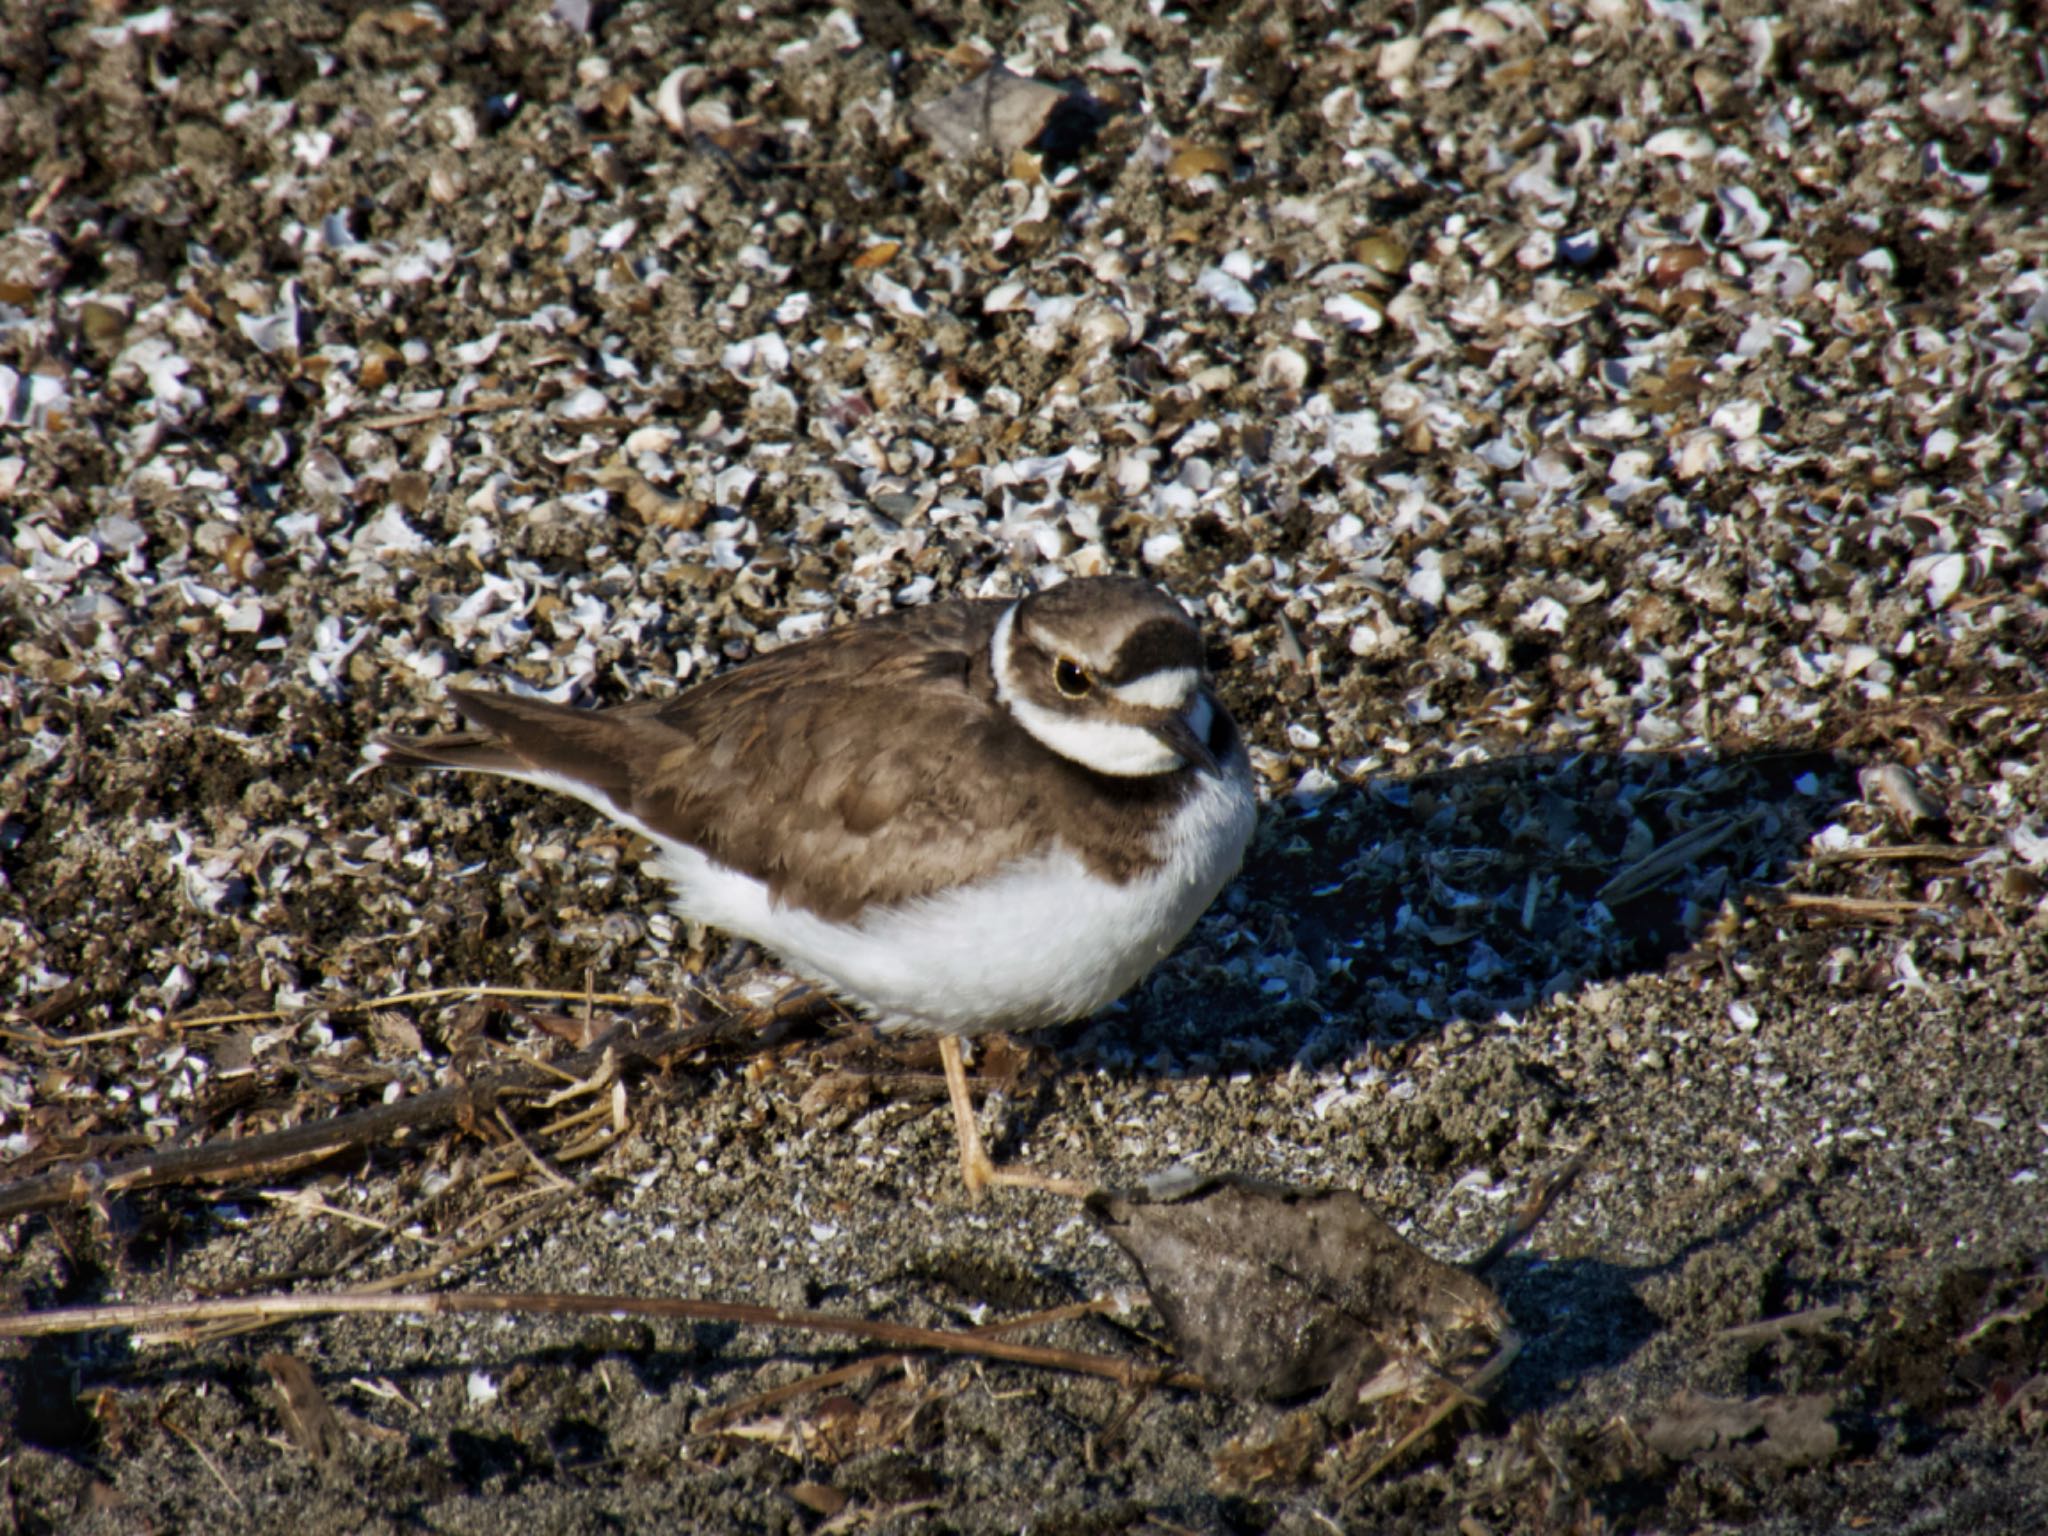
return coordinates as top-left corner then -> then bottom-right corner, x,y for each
364,688 -> 640,804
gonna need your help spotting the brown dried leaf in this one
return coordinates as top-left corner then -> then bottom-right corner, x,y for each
788,1481 -> 849,1517
529,1010 -> 603,1050
1087,1174 -> 1507,1402
1641,1390 -> 1842,1469
261,1351 -> 349,1463
366,1010 -> 423,1057
796,1070 -> 878,1121
1211,1408 -> 1325,1490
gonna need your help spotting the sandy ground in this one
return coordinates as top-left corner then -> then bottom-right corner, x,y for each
3,0 -> 2047,1530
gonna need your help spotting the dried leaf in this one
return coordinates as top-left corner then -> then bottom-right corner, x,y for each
1211,1408 -> 1324,1489
261,1351 -> 348,1463
1088,1174 -> 1507,1402
788,1481 -> 849,1517
367,1010 -> 423,1056
1642,1390 -> 1842,1469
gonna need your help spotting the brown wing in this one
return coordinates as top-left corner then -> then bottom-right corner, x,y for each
380,599 -> 1054,921
635,598 -> 1074,920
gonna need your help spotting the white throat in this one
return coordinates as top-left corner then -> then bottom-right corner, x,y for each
991,604 -> 1184,778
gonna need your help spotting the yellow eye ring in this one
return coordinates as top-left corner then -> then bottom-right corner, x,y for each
1053,657 -> 1092,697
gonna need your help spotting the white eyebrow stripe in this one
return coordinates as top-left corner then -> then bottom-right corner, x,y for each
1105,667 -> 1199,710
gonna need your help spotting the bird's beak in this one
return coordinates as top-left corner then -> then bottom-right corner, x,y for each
1150,699 -> 1219,774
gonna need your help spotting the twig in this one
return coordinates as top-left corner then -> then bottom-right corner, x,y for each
1342,1332 -> 1523,1494
1714,1305 -> 1848,1344
159,1408 -> 246,1509
537,1048 -> 618,1109
552,1124 -> 621,1163
25,169 -> 69,224
536,1099 -> 615,1139
166,1184 -> 581,1346
353,1188 -> 575,1297
1814,844 -> 1987,865
257,1188 -> 413,1239
1764,892 -> 1943,920
1471,1152 -> 1586,1273
494,1107 -> 575,1192
0,1014 -> 733,1220
692,1297 -> 1122,1431
0,983 -> 682,1048
0,1289 -> 1210,1393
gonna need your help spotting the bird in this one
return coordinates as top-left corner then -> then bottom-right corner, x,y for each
367,575 -> 1258,1197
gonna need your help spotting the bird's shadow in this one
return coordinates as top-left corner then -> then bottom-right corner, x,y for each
1084,743 -> 1859,1073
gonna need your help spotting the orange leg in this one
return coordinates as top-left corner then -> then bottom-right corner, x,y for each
937,1035 -> 1092,1201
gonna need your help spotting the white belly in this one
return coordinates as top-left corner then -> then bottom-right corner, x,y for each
645,771 -> 1256,1032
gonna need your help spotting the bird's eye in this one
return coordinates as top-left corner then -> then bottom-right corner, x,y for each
1053,657 -> 1092,698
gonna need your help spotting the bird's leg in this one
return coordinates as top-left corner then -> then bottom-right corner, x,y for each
937,1035 -> 1092,1201
938,1034 -> 994,1197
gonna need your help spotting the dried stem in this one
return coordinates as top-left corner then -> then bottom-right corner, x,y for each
0,1014 -> 734,1221
0,1288 -> 1208,1394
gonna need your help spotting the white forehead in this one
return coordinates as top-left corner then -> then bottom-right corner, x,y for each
1017,585 -> 1198,670
1020,615 -> 1108,667
1104,667 -> 1201,709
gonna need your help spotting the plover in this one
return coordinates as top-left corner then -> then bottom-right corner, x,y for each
369,576 -> 1257,1195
